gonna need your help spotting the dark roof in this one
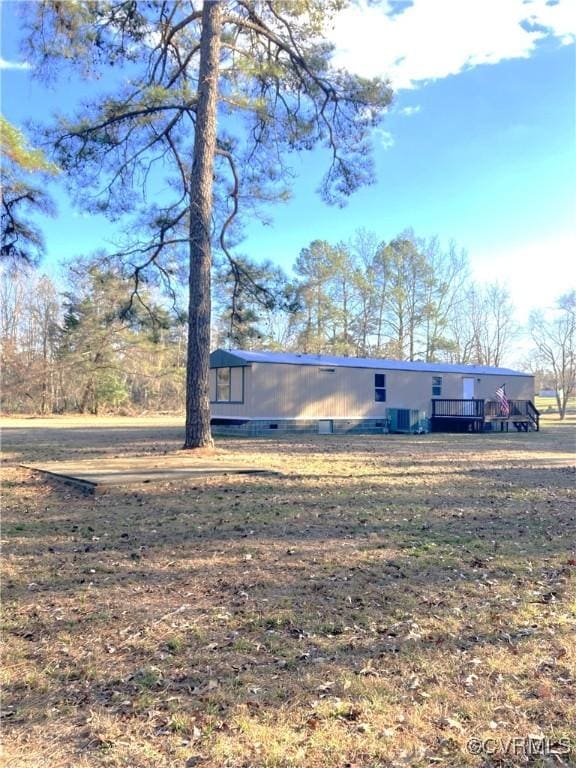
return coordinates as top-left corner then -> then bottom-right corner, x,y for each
211,349 -> 530,377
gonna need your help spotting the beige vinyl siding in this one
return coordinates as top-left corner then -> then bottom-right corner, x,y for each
386,369 -> 533,413
214,364 -> 411,419
210,362 -> 534,420
245,364 -> 382,418
436,373 -> 533,402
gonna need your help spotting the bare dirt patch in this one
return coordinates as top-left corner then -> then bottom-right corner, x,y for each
2,415 -> 575,767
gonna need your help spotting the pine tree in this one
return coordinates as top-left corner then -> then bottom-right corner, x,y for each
25,0 -> 392,446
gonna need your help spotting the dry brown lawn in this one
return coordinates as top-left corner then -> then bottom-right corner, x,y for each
1,415 -> 575,768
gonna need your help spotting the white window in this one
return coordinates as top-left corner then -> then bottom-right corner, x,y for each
216,367 -> 231,402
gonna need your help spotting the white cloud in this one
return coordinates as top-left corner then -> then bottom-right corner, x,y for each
398,105 -> 421,116
0,57 -> 31,71
329,0 -> 576,90
374,128 -> 395,149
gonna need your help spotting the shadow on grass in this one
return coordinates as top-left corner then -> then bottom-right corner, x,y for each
2,423 -> 575,766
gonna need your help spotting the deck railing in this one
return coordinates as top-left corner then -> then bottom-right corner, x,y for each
526,400 -> 540,431
485,399 -> 526,417
485,399 -> 540,430
431,399 -> 484,418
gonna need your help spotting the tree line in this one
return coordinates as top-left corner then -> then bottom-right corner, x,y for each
1,260 -> 187,415
213,230 -> 517,367
2,236 -> 574,417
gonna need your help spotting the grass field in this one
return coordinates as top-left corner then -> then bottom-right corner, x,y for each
534,397 -> 576,417
2,415 -> 575,768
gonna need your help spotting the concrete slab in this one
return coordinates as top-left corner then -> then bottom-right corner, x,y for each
22,455 -> 278,494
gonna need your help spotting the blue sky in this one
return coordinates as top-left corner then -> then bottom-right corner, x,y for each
1,0 -> 575,338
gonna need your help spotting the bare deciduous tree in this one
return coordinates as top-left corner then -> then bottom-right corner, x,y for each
529,291 -> 576,419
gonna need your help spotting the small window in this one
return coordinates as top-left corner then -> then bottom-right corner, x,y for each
432,376 -> 442,397
216,367 -> 231,402
319,367 -> 336,373
375,373 -> 386,402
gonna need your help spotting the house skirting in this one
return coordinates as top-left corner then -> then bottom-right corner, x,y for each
211,418 -> 392,436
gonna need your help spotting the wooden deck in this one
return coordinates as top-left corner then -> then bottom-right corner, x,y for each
22,456 -> 279,494
483,414 -> 534,432
431,399 -> 539,432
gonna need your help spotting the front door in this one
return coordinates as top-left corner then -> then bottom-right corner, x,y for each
462,378 -> 475,399
462,377 -> 475,415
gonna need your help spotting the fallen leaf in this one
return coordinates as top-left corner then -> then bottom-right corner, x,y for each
440,717 -> 464,732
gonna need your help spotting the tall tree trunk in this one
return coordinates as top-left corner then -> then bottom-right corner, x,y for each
40,320 -> 49,415
184,1 -> 222,450
79,378 -> 93,414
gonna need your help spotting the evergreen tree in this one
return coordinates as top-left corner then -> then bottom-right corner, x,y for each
24,0 -> 393,447
0,118 -> 59,268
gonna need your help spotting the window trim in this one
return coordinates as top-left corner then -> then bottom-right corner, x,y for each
432,375 -> 443,398
211,366 -> 245,404
375,372 -> 387,403
216,367 -> 231,402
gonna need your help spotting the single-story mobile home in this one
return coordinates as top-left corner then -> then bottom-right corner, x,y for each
209,349 -> 538,435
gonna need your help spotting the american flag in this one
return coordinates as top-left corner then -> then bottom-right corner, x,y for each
495,385 -> 510,417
